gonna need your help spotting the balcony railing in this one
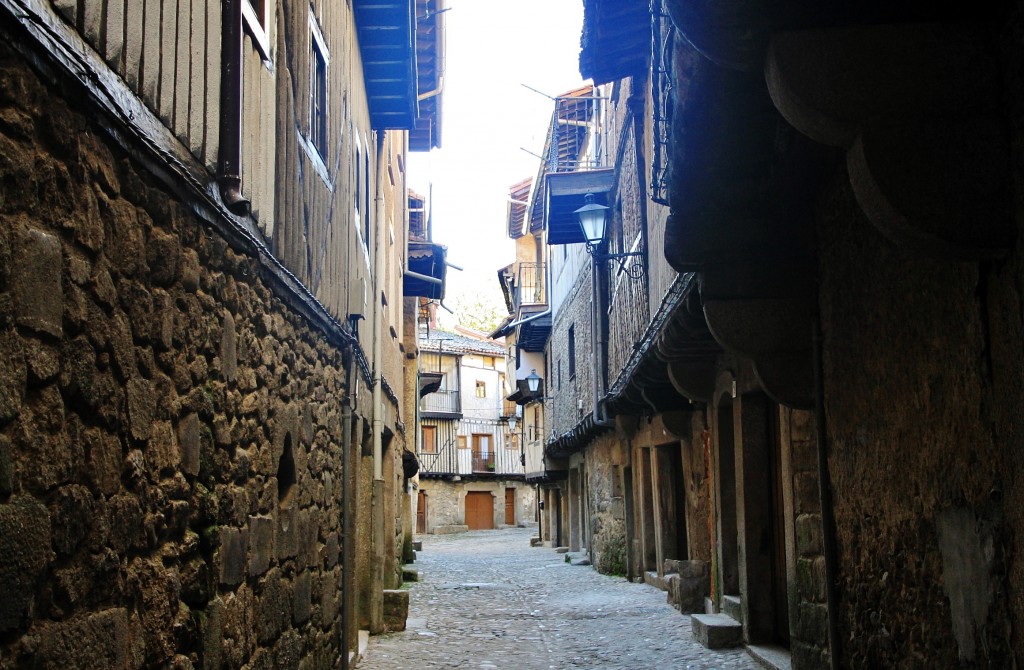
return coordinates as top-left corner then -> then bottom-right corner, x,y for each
545,92 -> 610,174
513,262 -> 546,307
420,390 -> 461,414
472,453 -> 496,473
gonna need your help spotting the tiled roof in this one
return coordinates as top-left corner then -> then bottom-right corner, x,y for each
420,330 -> 505,356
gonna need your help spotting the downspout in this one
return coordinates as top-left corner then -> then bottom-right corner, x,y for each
813,318 -> 841,669
218,0 -> 251,216
340,342 -> 356,670
591,247 -> 614,428
372,131 -> 387,482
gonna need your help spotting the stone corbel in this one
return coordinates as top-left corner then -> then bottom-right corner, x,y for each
766,22 -> 1012,259
665,0 -> 768,71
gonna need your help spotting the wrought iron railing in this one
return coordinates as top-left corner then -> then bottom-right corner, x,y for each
472,453 -> 496,473
420,389 -> 460,414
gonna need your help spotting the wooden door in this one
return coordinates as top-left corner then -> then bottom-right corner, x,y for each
505,488 -> 515,525
416,490 -> 426,534
465,491 -> 493,530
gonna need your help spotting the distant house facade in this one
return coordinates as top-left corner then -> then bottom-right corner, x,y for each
414,328 -> 535,533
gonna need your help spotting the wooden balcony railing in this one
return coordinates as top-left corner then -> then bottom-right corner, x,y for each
420,389 -> 460,414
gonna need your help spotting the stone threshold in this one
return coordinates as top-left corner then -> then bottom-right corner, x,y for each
746,644 -> 792,670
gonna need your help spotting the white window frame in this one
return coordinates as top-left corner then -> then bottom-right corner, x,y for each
308,12 -> 329,158
243,0 -> 272,61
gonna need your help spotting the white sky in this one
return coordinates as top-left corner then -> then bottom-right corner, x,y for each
407,1 -> 587,315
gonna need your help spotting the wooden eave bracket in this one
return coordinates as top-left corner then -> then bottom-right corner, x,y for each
766,22 -> 1013,259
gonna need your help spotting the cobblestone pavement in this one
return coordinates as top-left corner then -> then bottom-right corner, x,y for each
355,527 -> 760,670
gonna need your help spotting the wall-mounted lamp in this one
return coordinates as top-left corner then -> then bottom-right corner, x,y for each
574,193 -> 644,280
526,369 -> 542,394
507,415 -> 518,433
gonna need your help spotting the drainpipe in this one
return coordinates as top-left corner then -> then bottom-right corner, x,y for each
591,252 -> 614,428
369,130 -> 388,633
218,0 -> 251,216
340,342 -> 355,670
372,130 -> 387,483
813,319 -> 841,669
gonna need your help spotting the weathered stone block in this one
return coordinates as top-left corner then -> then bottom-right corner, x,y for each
322,530 -> 339,569
691,613 -> 742,649
794,472 -> 820,514
667,560 -> 709,614
298,509 -> 319,568
411,540 -> 422,551
218,527 -> 248,586
50,484 -> 93,555
0,434 -> 13,496
293,570 -> 312,625
382,589 -> 409,632
795,513 -> 823,557
248,515 -> 274,577
176,412 -> 201,476
402,567 -> 419,583
0,328 -> 26,423
37,607 -> 141,669
0,496 -> 52,631
219,311 -> 237,383
255,568 -> 290,644
14,228 -> 62,337
276,506 -> 298,560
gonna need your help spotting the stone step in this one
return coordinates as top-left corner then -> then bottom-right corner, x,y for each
412,540 -> 422,551
569,556 -> 591,566
402,567 -> 420,582
554,546 -> 569,554
644,571 -> 667,591
691,613 -> 743,649
722,594 -> 742,622
382,589 -> 409,632
529,536 -> 542,547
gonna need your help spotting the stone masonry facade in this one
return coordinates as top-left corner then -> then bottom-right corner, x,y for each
0,44 -> 352,669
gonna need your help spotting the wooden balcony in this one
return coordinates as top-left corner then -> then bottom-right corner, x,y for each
420,390 -> 461,416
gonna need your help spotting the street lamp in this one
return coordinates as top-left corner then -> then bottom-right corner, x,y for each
526,369 -> 542,395
574,193 -> 644,279
507,415 -> 518,433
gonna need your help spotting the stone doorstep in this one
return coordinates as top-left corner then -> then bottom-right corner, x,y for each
691,613 -> 743,649
412,540 -> 423,551
349,629 -> 370,665
402,567 -> 420,582
747,644 -> 793,670
529,536 -> 542,547
722,594 -> 743,623
644,570 -> 667,591
433,525 -> 469,535
554,546 -> 569,554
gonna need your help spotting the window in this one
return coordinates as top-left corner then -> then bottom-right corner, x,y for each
568,324 -> 576,379
557,359 -> 562,389
421,426 -> 437,453
475,381 -> 486,398
483,356 -> 496,369
309,14 -> 328,157
457,435 -> 468,449
243,0 -> 271,60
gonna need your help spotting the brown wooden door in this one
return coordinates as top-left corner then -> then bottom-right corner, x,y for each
465,491 -> 493,530
505,488 -> 515,526
417,490 -> 427,534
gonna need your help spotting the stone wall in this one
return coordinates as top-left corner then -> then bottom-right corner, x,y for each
0,44 -> 356,669
818,173 -> 1017,665
416,479 -> 535,532
780,408 -> 829,668
584,434 -> 628,575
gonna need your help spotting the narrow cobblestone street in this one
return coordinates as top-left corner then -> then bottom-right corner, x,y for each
356,528 -> 759,670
